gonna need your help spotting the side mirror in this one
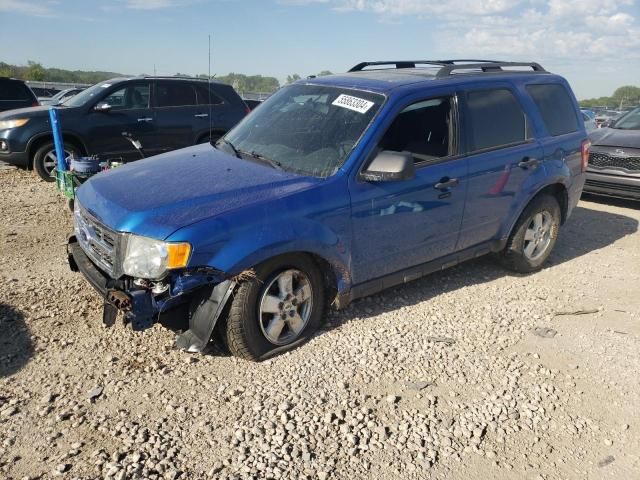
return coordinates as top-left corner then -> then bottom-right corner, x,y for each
94,102 -> 112,113
361,150 -> 415,182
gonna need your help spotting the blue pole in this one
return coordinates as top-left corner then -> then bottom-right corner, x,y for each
48,107 -> 67,171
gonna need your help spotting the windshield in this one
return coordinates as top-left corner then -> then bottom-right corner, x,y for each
63,81 -> 114,107
222,84 -> 385,177
613,107 -> 640,130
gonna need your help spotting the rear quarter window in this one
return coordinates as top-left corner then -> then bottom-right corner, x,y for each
0,80 -> 33,100
526,83 -> 579,136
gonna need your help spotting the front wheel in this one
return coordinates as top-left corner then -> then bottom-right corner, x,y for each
225,255 -> 326,361
499,194 -> 561,273
33,141 -> 80,182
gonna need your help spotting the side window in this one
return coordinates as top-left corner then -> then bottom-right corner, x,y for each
155,83 -> 198,108
102,84 -> 150,110
526,84 -> 579,136
466,89 -> 532,152
378,97 -> 453,164
194,84 -> 224,105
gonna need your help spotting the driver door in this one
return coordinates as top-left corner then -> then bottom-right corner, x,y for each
349,94 -> 469,285
86,82 -> 157,161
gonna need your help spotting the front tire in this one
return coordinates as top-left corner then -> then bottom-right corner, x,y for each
33,141 -> 80,182
499,194 -> 561,273
225,254 -> 326,361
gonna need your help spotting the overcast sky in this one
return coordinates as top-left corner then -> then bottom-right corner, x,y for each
1,0 -> 638,99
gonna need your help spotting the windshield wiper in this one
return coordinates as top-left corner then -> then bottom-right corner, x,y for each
239,149 -> 284,170
215,138 -> 241,158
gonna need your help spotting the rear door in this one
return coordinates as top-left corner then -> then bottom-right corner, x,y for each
456,86 -> 544,250
85,81 -> 156,160
151,80 -> 201,152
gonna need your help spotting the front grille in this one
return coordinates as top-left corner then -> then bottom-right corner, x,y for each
74,204 -> 122,278
589,151 -> 640,172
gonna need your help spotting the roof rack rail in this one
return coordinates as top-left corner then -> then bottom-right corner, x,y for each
348,60 -> 546,77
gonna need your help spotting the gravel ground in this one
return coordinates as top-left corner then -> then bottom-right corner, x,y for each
1,168 -> 639,480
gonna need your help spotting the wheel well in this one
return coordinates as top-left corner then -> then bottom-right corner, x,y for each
27,134 -> 87,169
536,183 -> 569,224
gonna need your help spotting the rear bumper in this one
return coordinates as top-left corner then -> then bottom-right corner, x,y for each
584,170 -> 640,200
0,150 -> 28,168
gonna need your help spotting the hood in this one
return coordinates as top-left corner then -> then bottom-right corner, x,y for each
0,104 -> 81,120
76,143 -> 322,239
590,127 -> 640,149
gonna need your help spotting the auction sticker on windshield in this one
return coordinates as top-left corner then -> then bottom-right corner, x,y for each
332,94 -> 374,114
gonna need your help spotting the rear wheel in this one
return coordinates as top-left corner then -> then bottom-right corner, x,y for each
225,254 -> 326,361
499,194 -> 561,273
33,141 -> 80,182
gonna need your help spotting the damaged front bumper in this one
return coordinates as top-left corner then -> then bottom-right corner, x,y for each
67,236 -> 235,352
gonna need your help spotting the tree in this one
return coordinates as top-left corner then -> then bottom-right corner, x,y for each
612,86 -> 640,109
286,74 -> 301,84
316,70 -> 333,76
25,61 -> 45,81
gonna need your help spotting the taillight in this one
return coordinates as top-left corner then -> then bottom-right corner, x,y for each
245,106 -> 251,114
581,139 -> 590,172
33,101 -> 39,107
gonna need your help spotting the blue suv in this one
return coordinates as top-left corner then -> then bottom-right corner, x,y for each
68,60 -> 589,361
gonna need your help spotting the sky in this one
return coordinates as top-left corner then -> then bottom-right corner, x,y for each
0,0 -> 638,99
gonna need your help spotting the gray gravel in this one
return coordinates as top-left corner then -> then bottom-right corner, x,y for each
1,169 -> 640,479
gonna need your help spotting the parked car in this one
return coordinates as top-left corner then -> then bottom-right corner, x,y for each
595,110 -> 622,128
581,111 -> 597,133
0,76 -> 248,181
30,86 -> 60,98
585,106 -> 640,200
67,60 -> 588,361
39,87 -> 86,106
0,77 -> 39,112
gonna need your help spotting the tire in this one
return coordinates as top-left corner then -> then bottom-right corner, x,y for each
33,141 -> 80,182
225,254 -> 326,361
499,194 -> 561,273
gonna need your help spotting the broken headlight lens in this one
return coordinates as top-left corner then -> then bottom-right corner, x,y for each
122,235 -> 191,280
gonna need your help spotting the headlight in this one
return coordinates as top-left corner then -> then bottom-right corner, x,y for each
122,235 -> 191,279
0,119 -> 29,130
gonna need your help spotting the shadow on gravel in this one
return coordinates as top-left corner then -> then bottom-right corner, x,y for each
550,204 -> 639,264
0,303 -> 34,377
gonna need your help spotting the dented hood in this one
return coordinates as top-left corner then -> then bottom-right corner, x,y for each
76,143 -> 321,239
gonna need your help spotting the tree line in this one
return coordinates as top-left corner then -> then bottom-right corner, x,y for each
0,60 -> 333,93
579,86 -> 640,109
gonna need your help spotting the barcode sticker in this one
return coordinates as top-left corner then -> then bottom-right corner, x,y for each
332,94 -> 374,114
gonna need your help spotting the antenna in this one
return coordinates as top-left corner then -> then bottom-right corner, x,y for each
208,34 -> 213,143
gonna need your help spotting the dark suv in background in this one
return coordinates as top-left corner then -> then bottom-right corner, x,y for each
0,77 -> 39,113
0,77 -> 248,180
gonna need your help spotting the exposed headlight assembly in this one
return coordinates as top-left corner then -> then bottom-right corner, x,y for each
0,118 -> 29,130
122,234 -> 191,280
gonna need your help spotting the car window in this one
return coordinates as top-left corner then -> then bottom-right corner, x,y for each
526,84 -> 579,136
155,82 -> 197,108
102,84 -> 150,110
0,81 -> 33,100
194,84 -> 224,105
378,97 -> 453,164
613,107 -> 640,130
466,88 -> 533,152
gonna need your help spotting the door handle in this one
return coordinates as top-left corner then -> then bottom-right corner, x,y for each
518,157 -> 538,169
434,177 -> 460,190
194,113 -> 209,118
137,117 -> 153,123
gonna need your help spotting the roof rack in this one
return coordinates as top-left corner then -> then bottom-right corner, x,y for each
348,60 -> 546,77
